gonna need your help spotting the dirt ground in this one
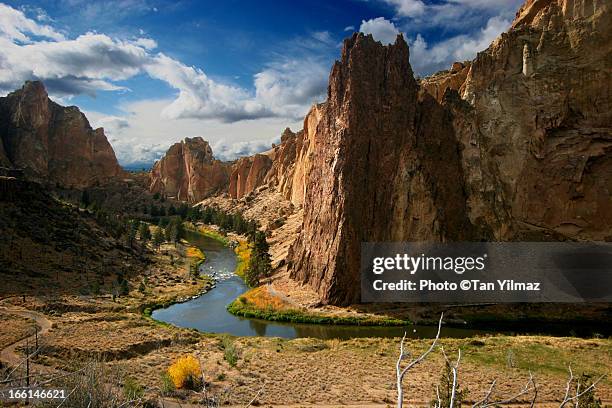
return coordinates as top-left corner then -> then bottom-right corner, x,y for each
1,292 -> 610,407
1,232 -> 610,407
0,314 -> 35,350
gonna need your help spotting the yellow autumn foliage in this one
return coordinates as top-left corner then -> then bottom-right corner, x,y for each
234,240 -> 251,279
186,246 -> 205,261
167,355 -> 202,389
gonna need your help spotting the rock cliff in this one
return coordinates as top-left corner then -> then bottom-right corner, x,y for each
287,0 -> 612,305
287,33 -> 476,305
149,0 -> 611,306
229,154 -> 273,199
149,137 -> 230,202
0,81 -> 123,188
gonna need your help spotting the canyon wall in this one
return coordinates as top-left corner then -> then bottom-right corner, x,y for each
287,33 -> 476,305
149,137 -> 230,202
287,0 -> 612,305
152,127 -> 311,204
149,0 -> 611,306
0,81 -> 124,188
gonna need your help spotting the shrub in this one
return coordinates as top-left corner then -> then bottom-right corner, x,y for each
123,376 -> 144,400
221,337 -> 239,367
167,355 -> 202,390
160,372 -> 175,395
432,360 -> 468,407
575,373 -> 602,408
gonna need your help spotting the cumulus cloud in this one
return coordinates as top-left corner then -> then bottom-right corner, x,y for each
409,16 -> 510,74
254,58 -> 328,119
383,0 -> 426,18
212,137 -> 280,162
0,3 -> 327,123
359,17 -> 400,45
0,3 -> 64,42
359,0 -> 520,75
86,100 -> 302,166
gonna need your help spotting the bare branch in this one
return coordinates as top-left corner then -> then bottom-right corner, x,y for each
396,313 -> 444,408
245,382 -> 265,408
472,379 -> 496,407
473,371 -> 537,408
441,347 -> 461,408
529,371 -> 537,408
559,368 -> 606,408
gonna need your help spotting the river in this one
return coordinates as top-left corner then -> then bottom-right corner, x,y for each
151,231 -> 496,340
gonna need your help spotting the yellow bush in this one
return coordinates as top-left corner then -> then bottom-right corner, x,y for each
234,240 -> 251,278
186,246 -> 205,261
241,286 -> 287,310
167,355 -> 202,390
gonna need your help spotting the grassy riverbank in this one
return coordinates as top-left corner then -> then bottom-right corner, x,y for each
227,286 -> 408,326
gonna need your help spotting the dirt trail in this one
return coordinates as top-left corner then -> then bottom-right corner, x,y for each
0,305 -> 54,374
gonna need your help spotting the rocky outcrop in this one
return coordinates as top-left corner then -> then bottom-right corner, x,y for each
420,61 -> 471,102
458,0 -> 612,241
287,0 -> 612,305
288,33 -> 475,305
263,127 -> 313,206
229,154 -> 273,199
0,81 -> 123,188
149,137 -> 230,202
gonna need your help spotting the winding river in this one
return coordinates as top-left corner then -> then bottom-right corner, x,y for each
152,231 -> 495,340
153,231 -> 607,339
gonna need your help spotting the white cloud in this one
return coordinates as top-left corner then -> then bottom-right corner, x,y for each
383,0 -> 426,17
358,0 -> 520,76
86,100 -> 302,166
254,59 -> 328,119
409,16 -> 510,74
359,17 -> 400,45
343,25 -> 355,32
212,137 -> 280,162
0,3 -> 328,123
0,3 -> 64,42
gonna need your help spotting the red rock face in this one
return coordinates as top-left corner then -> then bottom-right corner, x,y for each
229,154 -> 273,199
0,81 -> 123,188
287,33 -> 475,305
420,61 -> 471,103
263,127 -> 311,206
149,137 -> 230,202
287,0 -> 612,305
459,0 -> 612,241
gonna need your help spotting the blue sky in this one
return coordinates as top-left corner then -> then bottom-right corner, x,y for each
0,0 -> 522,167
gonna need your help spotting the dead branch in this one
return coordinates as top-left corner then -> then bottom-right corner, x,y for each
396,312 -> 444,408
559,365 -> 606,408
473,371 -> 536,408
441,347 -> 462,408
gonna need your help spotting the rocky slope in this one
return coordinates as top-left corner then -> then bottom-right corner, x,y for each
0,81 -> 124,188
0,176 -> 144,296
149,137 -> 230,202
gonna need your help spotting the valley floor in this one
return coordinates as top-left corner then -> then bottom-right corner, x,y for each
1,225 -> 610,407
1,288 -> 610,406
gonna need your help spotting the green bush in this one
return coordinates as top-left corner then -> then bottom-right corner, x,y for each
220,337 -> 239,367
123,376 -> 144,400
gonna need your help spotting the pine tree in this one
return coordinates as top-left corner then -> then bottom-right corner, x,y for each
139,223 -> 151,242
126,221 -> 137,247
245,231 -> 272,287
81,190 -> 91,208
153,227 -> 165,250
